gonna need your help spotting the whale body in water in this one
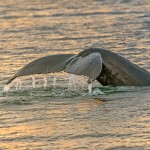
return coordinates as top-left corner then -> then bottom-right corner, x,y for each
6,48 -> 150,86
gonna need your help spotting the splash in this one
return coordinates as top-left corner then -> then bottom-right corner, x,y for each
92,88 -> 104,95
43,76 -> 47,88
3,72 -> 101,95
68,74 -> 77,90
4,83 -> 12,92
4,73 -> 132,97
32,76 -> 36,88
15,77 -> 22,90
88,83 -> 92,94
53,76 -> 57,88
4,78 -> 22,92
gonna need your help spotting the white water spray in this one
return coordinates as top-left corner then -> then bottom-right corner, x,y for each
3,78 -> 21,92
32,76 -> 36,88
68,74 -> 77,90
53,76 -> 56,88
88,83 -> 92,94
15,77 -> 22,90
4,82 -> 12,92
68,74 -> 73,89
44,76 -> 47,88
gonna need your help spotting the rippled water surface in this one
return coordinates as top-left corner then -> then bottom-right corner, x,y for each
0,0 -> 150,149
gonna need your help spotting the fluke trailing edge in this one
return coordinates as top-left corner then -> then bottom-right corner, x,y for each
6,48 -> 150,86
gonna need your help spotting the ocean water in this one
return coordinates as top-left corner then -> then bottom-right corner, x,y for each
0,0 -> 150,149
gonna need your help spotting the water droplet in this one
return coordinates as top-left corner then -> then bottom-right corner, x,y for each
3,77 -> 21,92
15,77 -> 22,90
4,84 -> 11,92
88,83 -> 92,94
44,76 -> 47,88
53,76 -> 56,88
32,76 -> 36,88
92,88 -> 104,95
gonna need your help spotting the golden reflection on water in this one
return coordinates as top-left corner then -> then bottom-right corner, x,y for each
0,121 -> 55,149
0,0 -> 150,149
0,96 -> 150,149
0,121 -> 55,136
1,142 -> 46,150
1,0 -> 150,79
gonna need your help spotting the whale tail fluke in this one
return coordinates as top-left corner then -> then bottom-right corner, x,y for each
6,52 -> 103,85
65,52 -> 102,83
6,54 -> 75,85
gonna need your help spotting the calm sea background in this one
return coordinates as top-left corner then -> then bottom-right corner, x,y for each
0,0 -> 150,149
